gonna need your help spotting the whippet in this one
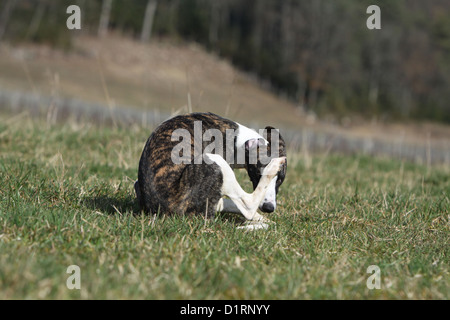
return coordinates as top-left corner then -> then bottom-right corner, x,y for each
135,112 -> 287,226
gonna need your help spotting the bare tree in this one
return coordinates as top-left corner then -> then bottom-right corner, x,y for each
26,0 -> 47,40
98,0 -> 113,38
209,0 -> 220,46
141,0 -> 158,42
0,0 -> 18,41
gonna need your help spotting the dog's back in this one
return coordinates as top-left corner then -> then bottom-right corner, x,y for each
136,113 -> 238,216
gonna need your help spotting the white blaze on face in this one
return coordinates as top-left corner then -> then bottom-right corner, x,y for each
260,175 -> 277,211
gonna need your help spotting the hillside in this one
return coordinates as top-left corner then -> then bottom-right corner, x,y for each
0,35 -> 449,164
0,35 -> 302,127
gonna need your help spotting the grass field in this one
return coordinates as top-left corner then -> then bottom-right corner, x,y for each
0,112 -> 448,300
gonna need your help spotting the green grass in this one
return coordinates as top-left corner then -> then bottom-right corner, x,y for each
0,112 -> 448,299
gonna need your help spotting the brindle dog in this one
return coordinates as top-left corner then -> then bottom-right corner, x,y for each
135,112 -> 287,224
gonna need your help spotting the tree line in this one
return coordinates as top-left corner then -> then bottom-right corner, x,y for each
1,0 -> 449,123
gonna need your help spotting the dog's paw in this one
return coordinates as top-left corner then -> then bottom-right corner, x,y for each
237,221 -> 270,231
261,157 -> 286,178
249,214 -> 274,224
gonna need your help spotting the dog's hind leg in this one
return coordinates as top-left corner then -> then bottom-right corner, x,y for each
178,160 -> 224,218
206,153 -> 285,222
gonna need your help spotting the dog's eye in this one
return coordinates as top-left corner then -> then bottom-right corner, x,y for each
276,174 -> 285,187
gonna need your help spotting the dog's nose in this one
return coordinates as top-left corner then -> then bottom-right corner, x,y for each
261,202 -> 275,213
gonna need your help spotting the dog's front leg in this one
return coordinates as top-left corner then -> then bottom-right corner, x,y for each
216,198 -> 270,231
207,154 -> 285,222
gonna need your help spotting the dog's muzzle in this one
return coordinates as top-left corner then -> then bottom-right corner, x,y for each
261,202 -> 275,213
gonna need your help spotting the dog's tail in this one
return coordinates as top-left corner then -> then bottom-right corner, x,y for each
136,151 -> 160,214
134,180 -> 142,209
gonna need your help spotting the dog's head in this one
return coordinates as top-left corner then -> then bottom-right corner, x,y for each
245,126 -> 287,213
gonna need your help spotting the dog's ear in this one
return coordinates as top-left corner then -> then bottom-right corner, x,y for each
264,126 -> 278,138
245,138 -> 266,151
264,126 -> 286,157
264,126 -> 278,143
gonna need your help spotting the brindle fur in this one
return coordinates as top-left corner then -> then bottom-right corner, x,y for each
136,112 -> 286,218
246,126 -> 287,192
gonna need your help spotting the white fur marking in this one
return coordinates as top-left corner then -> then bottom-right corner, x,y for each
237,222 -> 269,231
260,176 -> 277,210
206,153 -> 284,222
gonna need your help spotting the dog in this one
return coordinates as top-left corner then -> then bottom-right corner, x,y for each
135,112 -> 287,225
